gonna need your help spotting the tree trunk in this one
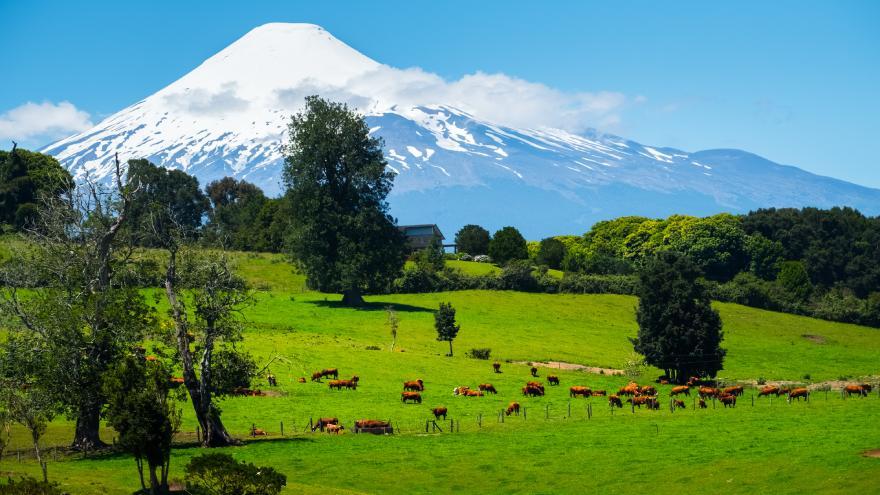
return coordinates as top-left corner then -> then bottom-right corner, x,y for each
136,457 -> 146,491
31,429 -> 46,483
342,288 -> 364,306
148,461 -> 162,495
448,340 -> 453,357
199,406 -> 237,448
72,405 -> 106,450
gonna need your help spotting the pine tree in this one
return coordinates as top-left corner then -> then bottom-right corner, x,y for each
434,302 -> 460,357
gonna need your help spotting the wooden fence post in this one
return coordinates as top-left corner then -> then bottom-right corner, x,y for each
280,421 -> 284,436
545,404 -> 549,420
568,402 -> 571,418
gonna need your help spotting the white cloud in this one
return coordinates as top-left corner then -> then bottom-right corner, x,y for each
0,101 -> 93,143
270,65 -> 633,134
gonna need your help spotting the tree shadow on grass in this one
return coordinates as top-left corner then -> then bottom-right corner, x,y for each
305,300 -> 435,313
68,437 -> 316,463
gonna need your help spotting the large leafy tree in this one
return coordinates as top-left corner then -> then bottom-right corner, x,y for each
632,251 -> 725,383
282,96 -> 407,306
488,226 -> 528,265
536,237 -> 566,269
0,144 -> 72,230
434,302 -> 461,357
0,157 -> 153,449
454,225 -> 490,255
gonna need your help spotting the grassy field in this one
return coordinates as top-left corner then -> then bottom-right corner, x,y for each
1,247 -> 879,493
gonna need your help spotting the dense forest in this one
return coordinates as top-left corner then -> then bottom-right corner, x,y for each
1,144 -> 878,327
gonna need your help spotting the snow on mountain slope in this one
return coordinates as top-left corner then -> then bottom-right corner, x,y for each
42,23 -> 880,238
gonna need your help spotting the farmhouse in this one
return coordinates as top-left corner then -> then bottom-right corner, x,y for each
399,224 -> 451,252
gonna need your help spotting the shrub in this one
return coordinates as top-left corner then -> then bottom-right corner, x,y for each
466,348 -> 492,360
757,376 -> 766,385
473,254 -> 492,263
365,345 -> 380,351
498,260 -> 537,291
536,237 -> 566,269
0,477 -> 67,495
185,453 -> 286,495
803,373 -> 812,381
558,273 -> 638,295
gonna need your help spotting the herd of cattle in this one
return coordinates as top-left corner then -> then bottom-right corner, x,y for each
296,363 -> 876,434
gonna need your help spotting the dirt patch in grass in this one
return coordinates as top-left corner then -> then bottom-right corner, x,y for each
513,360 -> 624,376
802,334 -> 827,344
862,449 -> 880,458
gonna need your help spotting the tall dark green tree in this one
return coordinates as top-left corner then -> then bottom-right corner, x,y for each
126,159 -> 209,245
0,143 -> 73,230
282,96 -> 407,306
488,226 -> 528,265
434,302 -> 461,357
204,177 -> 287,252
536,237 -> 566,269
455,224 -> 490,255
103,353 -> 181,494
632,251 -> 725,383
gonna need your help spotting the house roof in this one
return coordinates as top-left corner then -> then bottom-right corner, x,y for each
398,224 -> 445,240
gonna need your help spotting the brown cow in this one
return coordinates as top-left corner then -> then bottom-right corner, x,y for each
329,379 -> 357,390
506,402 -> 521,416
356,419 -> 390,429
645,397 -> 660,410
321,368 -> 339,379
522,385 -> 544,397
861,383 -> 874,393
250,427 -> 268,436
432,407 -> 448,420
608,395 -> 623,408
493,362 -> 502,373
670,386 -> 690,397
402,391 -> 422,403
453,386 -> 470,396
698,398 -> 707,409
699,387 -> 720,399
403,379 -> 424,392
569,386 -> 591,398
325,424 -> 344,434
719,394 -> 736,408
758,385 -> 779,397
639,385 -> 657,396
626,396 -> 648,408
478,383 -> 497,394
788,387 -> 809,402
463,389 -> 484,397
723,385 -> 744,397
298,377 -> 307,383
547,375 -> 560,386
591,389 -> 607,397
673,399 -> 686,409
311,371 -> 324,382
530,366 -> 539,377
844,384 -> 867,398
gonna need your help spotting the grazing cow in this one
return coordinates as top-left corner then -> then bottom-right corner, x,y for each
569,386 -> 591,398
608,395 -> 623,408
325,424 -> 344,434
591,390 -> 607,397
698,399 -> 707,409
402,391 -> 422,404
403,379 -> 424,392
619,382 -> 640,396
758,385 -> 779,397
699,387 -> 720,399
645,397 -> 660,410
493,362 -> 502,373
478,383 -> 497,394
530,367 -> 539,377
723,385 -> 744,397
788,387 -> 809,402
626,396 -> 648,408
311,371 -> 324,382
356,419 -> 390,429
522,385 -> 544,397
506,402 -> 521,416
719,394 -> 737,408
673,399 -> 686,409
313,417 -> 339,432
547,375 -> 560,386
329,379 -> 357,390
639,385 -> 657,396
844,384 -> 867,398
670,386 -> 690,397
321,368 -> 339,379
463,389 -> 484,397
432,407 -> 448,420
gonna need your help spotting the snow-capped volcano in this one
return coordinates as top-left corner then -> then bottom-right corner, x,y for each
43,23 -> 880,237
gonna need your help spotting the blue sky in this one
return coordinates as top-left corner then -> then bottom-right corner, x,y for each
2,0 -> 878,187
